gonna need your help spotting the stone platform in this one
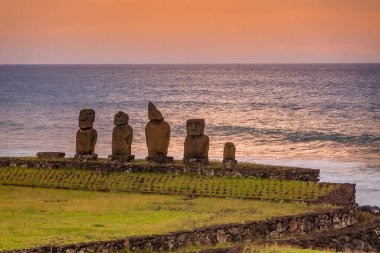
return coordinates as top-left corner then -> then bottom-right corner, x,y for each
74,154 -> 98,161
108,155 -> 135,163
36,152 -> 65,159
183,157 -> 209,165
145,156 -> 174,163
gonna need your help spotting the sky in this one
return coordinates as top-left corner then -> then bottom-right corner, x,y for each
0,0 -> 380,64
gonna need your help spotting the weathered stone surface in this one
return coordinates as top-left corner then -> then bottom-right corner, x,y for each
223,160 -> 237,169
223,142 -> 237,169
184,119 -> 209,164
112,126 -> 133,155
145,102 -> 171,161
186,119 -> 205,136
148,101 -> 163,121
146,156 -> 174,163
76,109 -> 97,157
223,142 -> 236,161
108,154 -> 135,163
359,205 -> 380,215
79,109 -> 95,130
73,154 -> 98,161
76,129 -> 97,155
36,152 -> 65,159
114,111 -> 129,126
0,157 -> 321,182
146,120 -> 171,157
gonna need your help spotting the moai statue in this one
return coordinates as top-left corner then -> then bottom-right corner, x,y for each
75,109 -> 98,161
108,111 -> 134,163
223,142 -> 237,169
145,102 -> 173,162
183,119 -> 209,164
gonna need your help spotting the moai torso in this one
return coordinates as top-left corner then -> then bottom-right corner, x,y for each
145,102 -> 171,158
183,119 -> 209,162
145,120 -> 170,157
112,111 -> 133,155
76,128 -> 97,154
223,142 -> 236,161
76,109 -> 97,155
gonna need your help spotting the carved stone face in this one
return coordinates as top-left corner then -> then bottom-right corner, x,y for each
186,119 -> 205,136
79,109 -> 95,129
114,111 -> 129,126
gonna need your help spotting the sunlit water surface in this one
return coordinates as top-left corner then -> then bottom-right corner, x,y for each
0,64 -> 379,205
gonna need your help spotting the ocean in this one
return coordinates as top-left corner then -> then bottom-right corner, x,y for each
0,64 -> 379,205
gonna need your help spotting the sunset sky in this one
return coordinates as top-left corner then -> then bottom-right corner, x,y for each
1,0 -> 380,64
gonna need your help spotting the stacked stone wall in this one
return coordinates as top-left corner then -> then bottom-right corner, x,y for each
1,206 -> 357,253
0,157 -> 320,182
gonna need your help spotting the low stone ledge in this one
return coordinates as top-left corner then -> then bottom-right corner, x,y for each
275,222 -> 380,252
0,157 -> 320,182
314,183 -> 356,207
198,222 -> 380,253
0,206 -> 356,253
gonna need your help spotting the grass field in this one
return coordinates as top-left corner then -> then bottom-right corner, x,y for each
0,185 -> 333,250
0,167 -> 338,202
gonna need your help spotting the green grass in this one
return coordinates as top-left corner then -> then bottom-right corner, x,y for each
0,167 -> 339,202
0,185 -> 333,250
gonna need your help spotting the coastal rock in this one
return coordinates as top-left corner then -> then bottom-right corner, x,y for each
359,205 -> 380,215
145,102 -> 172,162
184,119 -> 209,164
76,109 -> 97,158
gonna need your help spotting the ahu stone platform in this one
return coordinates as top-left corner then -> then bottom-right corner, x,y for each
0,157 -> 320,182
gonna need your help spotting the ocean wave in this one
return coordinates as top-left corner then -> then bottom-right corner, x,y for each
210,125 -> 380,145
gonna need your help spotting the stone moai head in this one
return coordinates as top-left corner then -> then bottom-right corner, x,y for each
148,102 -> 164,121
223,142 -> 236,161
114,111 -> 129,126
186,119 -> 205,136
79,109 -> 95,129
